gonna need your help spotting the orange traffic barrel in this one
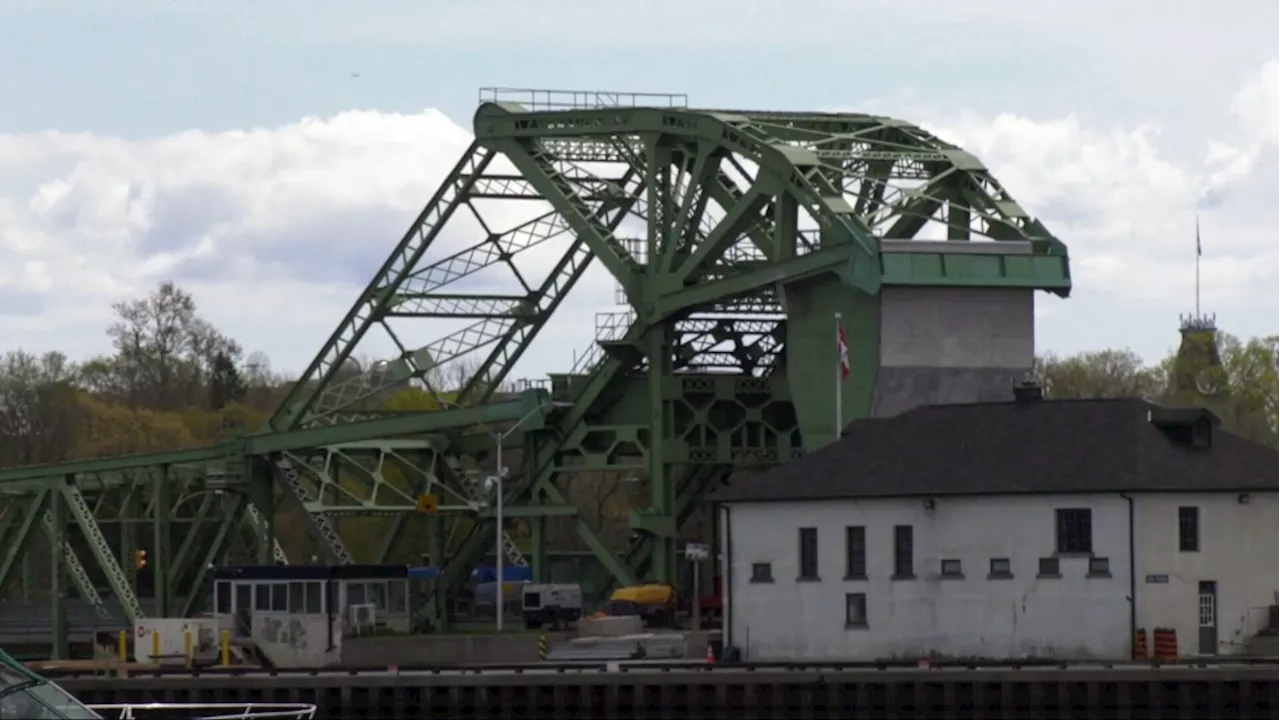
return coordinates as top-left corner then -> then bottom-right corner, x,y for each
1152,627 -> 1178,660
1133,628 -> 1148,659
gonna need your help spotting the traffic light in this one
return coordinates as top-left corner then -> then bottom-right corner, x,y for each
135,550 -> 147,570
415,493 -> 439,515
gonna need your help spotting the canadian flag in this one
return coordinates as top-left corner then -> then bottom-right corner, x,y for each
837,322 -> 850,381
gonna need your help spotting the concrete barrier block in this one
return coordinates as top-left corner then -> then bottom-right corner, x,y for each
577,616 -> 643,637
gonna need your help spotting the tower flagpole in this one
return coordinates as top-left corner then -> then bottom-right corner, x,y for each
1195,215 -> 1202,318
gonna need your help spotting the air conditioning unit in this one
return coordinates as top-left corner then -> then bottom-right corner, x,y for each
349,603 -> 377,635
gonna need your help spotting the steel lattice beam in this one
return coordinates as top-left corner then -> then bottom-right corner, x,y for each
0,92 -> 1071,647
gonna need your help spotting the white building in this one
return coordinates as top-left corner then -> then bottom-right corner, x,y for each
715,395 -> 1278,662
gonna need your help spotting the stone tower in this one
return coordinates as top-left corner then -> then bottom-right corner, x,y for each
1169,218 -> 1227,403
1171,313 -> 1227,402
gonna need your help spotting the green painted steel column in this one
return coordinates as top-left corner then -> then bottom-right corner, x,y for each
526,431 -> 548,583
20,553 -> 31,602
50,477 -> 68,660
121,485 -> 139,593
783,274 -> 880,449
0,493 -> 45,595
152,465 -> 171,618
428,514 -> 449,631
529,514 -> 547,583
251,462 -> 277,565
645,327 -> 677,585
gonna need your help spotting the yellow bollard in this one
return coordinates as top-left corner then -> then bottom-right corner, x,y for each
184,631 -> 193,669
117,630 -> 127,662
220,629 -> 230,666
151,630 -> 160,666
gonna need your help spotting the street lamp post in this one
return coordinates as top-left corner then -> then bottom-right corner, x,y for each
487,404 -> 548,632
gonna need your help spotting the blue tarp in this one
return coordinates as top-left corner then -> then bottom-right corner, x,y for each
407,566 -> 533,583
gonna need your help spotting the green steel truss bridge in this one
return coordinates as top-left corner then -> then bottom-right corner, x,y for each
0,88 -> 1071,648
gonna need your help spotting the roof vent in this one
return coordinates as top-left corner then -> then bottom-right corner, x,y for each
1013,381 -> 1044,405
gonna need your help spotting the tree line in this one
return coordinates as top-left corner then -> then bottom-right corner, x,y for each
0,283 -> 632,569
0,283 -> 1273,568
1034,337 -> 1277,448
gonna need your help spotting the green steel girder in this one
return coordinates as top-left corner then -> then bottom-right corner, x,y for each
1,94 -> 1073,638
0,396 -> 543,488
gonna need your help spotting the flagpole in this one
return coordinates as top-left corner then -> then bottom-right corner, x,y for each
1195,215 -> 1201,317
834,311 -> 842,437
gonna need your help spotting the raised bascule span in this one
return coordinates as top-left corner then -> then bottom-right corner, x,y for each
0,88 -> 1071,648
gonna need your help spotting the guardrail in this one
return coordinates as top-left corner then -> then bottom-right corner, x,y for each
35,656 -> 1279,679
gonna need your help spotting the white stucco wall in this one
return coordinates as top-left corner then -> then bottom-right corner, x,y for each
1133,491 -> 1278,656
721,494 -> 1132,661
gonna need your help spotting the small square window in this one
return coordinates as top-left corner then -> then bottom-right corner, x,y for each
844,593 -> 868,627
1088,557 -> 1111,577
1038,557 -> 1060,577
750,562 -> 774,583
989,558 -> 1012,577
940,559 -> 963,577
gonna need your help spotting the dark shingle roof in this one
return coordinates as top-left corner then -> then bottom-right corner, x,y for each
713,398 -> 1278,503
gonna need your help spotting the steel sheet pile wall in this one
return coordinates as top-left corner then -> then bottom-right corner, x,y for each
58,666 -> 1279,719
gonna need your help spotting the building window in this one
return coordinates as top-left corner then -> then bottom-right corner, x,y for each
750,562 -> 774,583
940,559 -> 963,577
1055,508 -> 1093,554
288,582 -> 306,612
304,581 -> 324,613
388,580 -> 408,613
844,593 -> 868,628
253,584 -> 271,611
989,558 -> 1013,579
892,525 -> 914,578
798,528 -> 819,580
270,584 -> 288,612
1178,506 -> 1200,552
1087,557 -> 1111,577
1038,557 -> 1060,577
844,526 -> 867,579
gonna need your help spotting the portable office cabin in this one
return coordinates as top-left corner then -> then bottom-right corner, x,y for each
212,565 -> 413,633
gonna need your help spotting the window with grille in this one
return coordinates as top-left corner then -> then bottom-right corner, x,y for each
893,525 -> 914,578
1178,506 -> 1200,552
844,526 -> 866,578
1055,508 -> 1092,554
798,528 -> 819,580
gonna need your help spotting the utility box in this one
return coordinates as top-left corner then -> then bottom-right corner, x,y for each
521,583 -> 584,630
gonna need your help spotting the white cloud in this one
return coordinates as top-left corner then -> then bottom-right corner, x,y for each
0,109 -> 624,379
0,59 -> 1275,379
857,58 -> 1278,319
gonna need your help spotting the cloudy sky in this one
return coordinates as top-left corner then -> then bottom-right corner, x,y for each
0,0 -> 1276,382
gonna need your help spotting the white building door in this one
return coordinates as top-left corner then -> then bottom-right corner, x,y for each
1198,581 -> 1218,655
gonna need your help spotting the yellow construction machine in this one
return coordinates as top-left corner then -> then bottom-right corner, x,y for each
600,583 -> 678,629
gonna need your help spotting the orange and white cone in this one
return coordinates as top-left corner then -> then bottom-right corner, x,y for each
705,644 -> 715,665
